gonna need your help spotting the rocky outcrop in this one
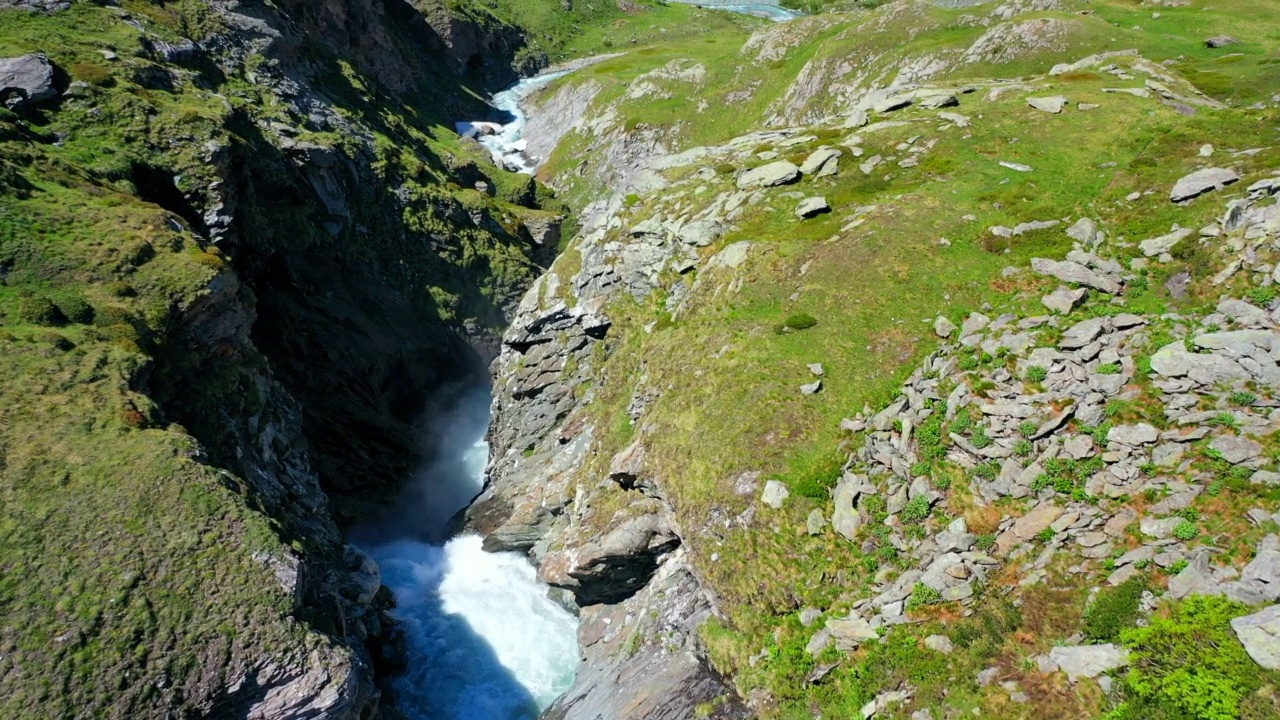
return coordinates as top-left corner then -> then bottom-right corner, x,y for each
543,550 -> 747,720
0,52 -> 59,109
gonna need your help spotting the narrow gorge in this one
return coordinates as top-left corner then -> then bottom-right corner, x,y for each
4,1 -> 1280,720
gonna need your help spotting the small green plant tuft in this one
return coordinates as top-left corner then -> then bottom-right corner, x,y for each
1228,391 -> 1257,407
1097,362 -> 1122,375
1014,439 -> 1033,456
1018,420 -> 1038,438
906,582 -> 942,609
1025,365 -> 1048,383
1172,520 -> 1199,541
901,496 -> 931,524
1084,576 -> 1147,642
779,312 -> 818,332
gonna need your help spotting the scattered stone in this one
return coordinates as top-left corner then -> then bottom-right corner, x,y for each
1042,286 -> 1087,314
762,480 -> 790,509
1059,317 -> 1109,349
1140,227 -> 1194,257
799,607 -> 824,627
1000,161 -> 1033,173
737,160 -> 801,189
796,196 -> 832,219
1210,435 -> 1262,465
934,316 -> 957,338
995,502 -> 1063,555
806,509 -> 826,536
1206,36 -> 1241,48
1045,644 -> 1130,681
828,614 -> 879,651
1231,605 -> 1280,669
1027,96 -> 1069,114
976,667 -> 1000,686
1170,167 -> 1240,202
801,380 -> 823,395
919,93 -> 958,110
924,635 -> 953,654
807,363 -> 824,376
1031,258 -> 1123,294
872,94 -> 913,113
800,147 -> 842,176
1108,423 -> 1159,447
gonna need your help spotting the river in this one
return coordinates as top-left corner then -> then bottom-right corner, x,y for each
357,388 -> 579,720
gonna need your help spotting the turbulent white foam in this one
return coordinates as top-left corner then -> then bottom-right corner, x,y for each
364,422 -> 579,718
456,71 -> 569,175
372,533 -> 579,719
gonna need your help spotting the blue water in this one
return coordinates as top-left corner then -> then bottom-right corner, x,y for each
359,392 -> 579,719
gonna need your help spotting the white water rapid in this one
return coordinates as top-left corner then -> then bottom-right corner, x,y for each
360,390 -> 579,719
456,70 -> 570,174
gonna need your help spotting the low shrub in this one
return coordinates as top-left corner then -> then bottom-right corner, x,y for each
1084,576 -> 1146,642
16,296 -> 64,326
1111,596 -> 1267,720
780,312 -> 817,332
1025,365 -> 1048,383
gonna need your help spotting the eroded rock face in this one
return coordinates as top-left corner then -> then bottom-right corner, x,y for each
542,551 -> 748,720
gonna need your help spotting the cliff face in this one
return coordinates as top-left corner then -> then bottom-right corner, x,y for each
0,0 -> 558,716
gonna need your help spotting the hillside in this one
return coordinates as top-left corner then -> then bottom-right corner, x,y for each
475,0 -> 1280,718
2,0 -> 1280,719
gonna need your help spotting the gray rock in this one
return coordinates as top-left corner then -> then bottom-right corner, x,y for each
934,315 -> 958,338
1231,605 -> 1280,669
1206,35 -> 1241,48
796,196 -> 831,219
799,607 -> 824,627
1170,167 -> 1240,202
1067,217 -> 1104,247
924,635 -> 954,654
1253,471 -> 1280,486
1042,286 -> 1087,314
1168,556 -> 1224,600
1150,342 -> 1251,385
1027,96 -> 1069,114
806,509 -> 827,536
828,614 -> 878,651
919,93 -> 958,109
1060,317 -> 1109,349
977,667 -> 1000,686
801,380 -> 823,395
1210,435 -> 1262,465
1031,257 -> 1123,294
962,312 -> 991,337
800,147 -> 842,176
1139,227 -> 1194,257
1141,516 -> 1184,538
1000,161 -> 1034,173
872,93 -> 913,113
737,161 -> 801,189
0,53 -> 58,110
831,475 -> 865,540
1045,644 -> 1129,681
1108,423 -> 1159,447
762,480 -> 790,509
806,627 -> 833,656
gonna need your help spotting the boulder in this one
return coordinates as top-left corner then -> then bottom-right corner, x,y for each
1031,257 -> 1122,294
1042,286 -> 1087,314
1150,342 -> 1251,385
762,480 -> 790,509
795,196 -> 831,219
995,502 -> 1063,555
1045,644 -> 1129,681
1107,424 -> 1159,447
1231,605 -> 1280,670
924,635 -> 953,654
0,53 -> 58,110
1027,96 -> 1068,114
934,316 -> 958,338
1206,36 -> 1241,48
827,614 -> 878,651
1170,167 -> 1240,202
1210,435 -> 1262,465
1139,227 -> 1194,257
1059,317 -> 1109,349
800,147 -> 842,176
737,160 -> 801,189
